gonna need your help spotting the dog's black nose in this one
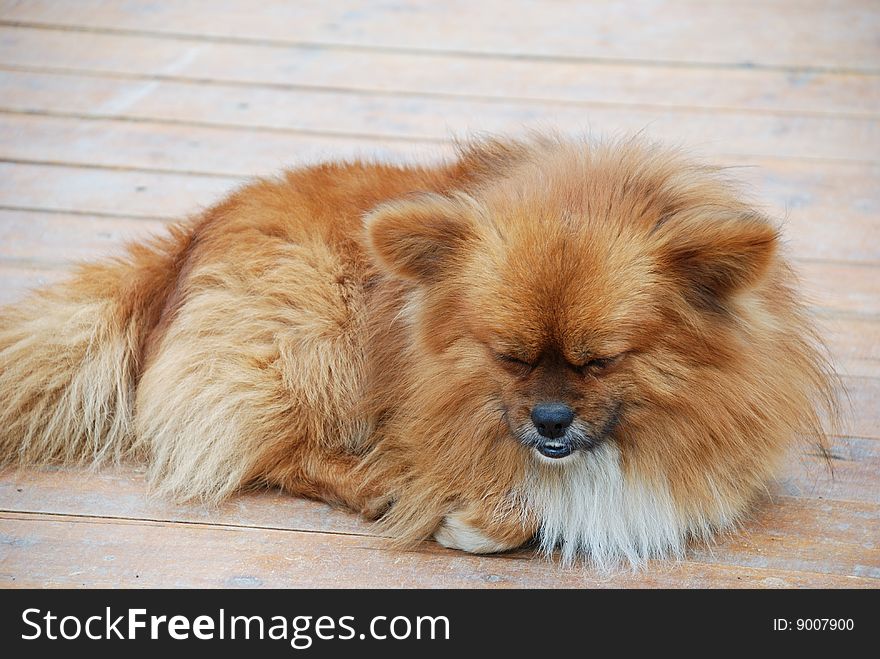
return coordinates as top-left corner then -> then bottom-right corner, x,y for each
531,403 -> 575,439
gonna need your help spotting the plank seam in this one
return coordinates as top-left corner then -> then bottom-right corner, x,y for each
1,20 -> 878,76
0,204 -> 174,222
2,110 -> 879,168
2,510 -> 876,577
2,63 -> 877,121
0,508 -> 382,540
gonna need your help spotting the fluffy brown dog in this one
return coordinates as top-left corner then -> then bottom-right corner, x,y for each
0,135 -> 835,566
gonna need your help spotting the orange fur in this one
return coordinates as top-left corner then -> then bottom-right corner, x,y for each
0,135 -> 836,565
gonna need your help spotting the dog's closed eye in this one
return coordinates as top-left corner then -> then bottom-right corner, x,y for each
576,354 -> 624,376
494,352 -> 534,374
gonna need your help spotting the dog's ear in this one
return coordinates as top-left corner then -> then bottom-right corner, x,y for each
365,193 -> 476,282
655,210 -> 779,309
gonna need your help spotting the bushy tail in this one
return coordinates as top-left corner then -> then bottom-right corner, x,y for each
0,227 -> 190,467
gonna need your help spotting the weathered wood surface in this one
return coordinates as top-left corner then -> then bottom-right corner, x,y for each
4,511 -> 874,589
3,0 -> 877,72
0,1 -> 877,588
3,69 -> 878,161
1,26 -> 876,116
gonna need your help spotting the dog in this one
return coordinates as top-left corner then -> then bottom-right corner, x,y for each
0,134 -> 836,566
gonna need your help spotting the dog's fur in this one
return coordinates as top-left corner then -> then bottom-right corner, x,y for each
0,135 -> 836,566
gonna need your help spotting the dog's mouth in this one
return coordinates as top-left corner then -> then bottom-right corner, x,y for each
518,421 -> 615,461
534,439 -> 574,459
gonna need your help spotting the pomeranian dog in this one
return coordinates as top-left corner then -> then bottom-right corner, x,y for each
0,135 -> 835,566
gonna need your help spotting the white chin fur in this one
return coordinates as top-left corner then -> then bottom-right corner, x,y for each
519,442 -> 696,569
434,511 -> 513,554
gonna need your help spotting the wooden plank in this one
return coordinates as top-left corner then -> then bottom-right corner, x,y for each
819,316 -> 880,378
798,262 -> 880,318
0,467 -> 375,537
761,163 -> 880,264
778,436 -> 880,504
1,26 -> 877,116
0,112 -> 447,178
0,262 -> 67,306
0,119 -> 877,263
688,497 -> 879,577
0,162 -> 240,219
843,377 -> 880,439
0,512 -> 875,588
2,70 -> 879,162
0,210 -> 167,263
3,0 -> 878,72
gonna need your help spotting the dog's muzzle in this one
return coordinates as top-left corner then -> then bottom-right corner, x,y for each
516,404 -> 621,461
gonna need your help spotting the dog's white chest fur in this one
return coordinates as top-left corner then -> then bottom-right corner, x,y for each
522,443 -> 688,567
433,443 -> 694,566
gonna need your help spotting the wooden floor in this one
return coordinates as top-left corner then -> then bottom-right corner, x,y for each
0,1 -> 878,588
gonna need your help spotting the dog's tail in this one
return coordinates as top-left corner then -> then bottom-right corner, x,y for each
0,225 -> 192,468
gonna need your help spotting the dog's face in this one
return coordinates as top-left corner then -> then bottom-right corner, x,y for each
367,143 -> 776,466
466,221 -> 654,464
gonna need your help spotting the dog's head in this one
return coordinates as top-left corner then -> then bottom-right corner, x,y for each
363,137 -> 833,564
367,140 -> 778,461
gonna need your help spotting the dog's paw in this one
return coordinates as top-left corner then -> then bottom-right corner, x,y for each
360,494 -> 394,521
433,511 -> 514,554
